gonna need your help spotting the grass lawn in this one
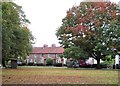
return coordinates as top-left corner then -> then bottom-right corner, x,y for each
2,66 -> 119,84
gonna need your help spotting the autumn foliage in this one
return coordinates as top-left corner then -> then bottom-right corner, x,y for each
56,1 -> 120,68
66,2 -> 117,34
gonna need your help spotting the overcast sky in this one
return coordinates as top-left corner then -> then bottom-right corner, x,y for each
14,0 -> 119,47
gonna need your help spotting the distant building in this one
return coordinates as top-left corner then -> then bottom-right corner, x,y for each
26,44 -> 67,65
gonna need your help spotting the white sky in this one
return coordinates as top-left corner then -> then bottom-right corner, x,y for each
14,0 -> 119,47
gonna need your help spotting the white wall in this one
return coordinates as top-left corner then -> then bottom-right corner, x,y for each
86,57 -> 104,64
115,55 -> 120,65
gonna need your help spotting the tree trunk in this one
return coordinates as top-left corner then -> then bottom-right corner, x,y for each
2,58 -> 6,68
96,58 -> 101,69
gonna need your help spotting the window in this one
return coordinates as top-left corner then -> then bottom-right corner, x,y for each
56,54 -> 58,57
34,55 -> 36,58
40,54 -> 42,57
34,59 -> 37,64
42,54 -> 44,57
39,58 -> 44,63
48,54 -> 50,58
30,59 -> 33,63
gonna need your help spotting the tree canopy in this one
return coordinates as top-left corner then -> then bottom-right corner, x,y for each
2,2 -> 34,67
56,1 -> 120,68
63,46 -> 89,60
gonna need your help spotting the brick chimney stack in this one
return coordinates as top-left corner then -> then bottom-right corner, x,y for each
43,44 -> 48,48
51,44 -> 56,47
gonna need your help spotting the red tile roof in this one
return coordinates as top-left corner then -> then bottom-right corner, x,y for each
32,47 -> 64,54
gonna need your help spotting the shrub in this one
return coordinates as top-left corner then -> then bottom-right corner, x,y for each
100,63 -> 107,68
27,62 -> 34,66
101,55 -> 114,68
36,63 -> 44,66
54,63 -> 62,67
46,58 -> 53,65
22,62 -> 26,66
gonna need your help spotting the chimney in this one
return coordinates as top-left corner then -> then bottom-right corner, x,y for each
43,44 -> 48,48
51,44 -> 56,47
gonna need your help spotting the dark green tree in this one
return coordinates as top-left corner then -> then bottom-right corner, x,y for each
2,2 -> 34,67
63,46 -> 88,60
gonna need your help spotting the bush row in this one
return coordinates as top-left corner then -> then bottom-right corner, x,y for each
18,62 -> 64,67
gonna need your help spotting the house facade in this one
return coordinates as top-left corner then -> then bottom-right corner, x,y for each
26,44 -> 67,65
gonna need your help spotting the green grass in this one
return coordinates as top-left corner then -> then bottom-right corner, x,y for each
2,66 -> 119,84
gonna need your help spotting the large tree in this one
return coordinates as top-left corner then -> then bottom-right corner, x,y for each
56,1 -> 120,68
2,2 -> 34,67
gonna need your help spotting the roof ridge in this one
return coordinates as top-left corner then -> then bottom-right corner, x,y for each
32,46 -> 64,54
33,46 -> 62,48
